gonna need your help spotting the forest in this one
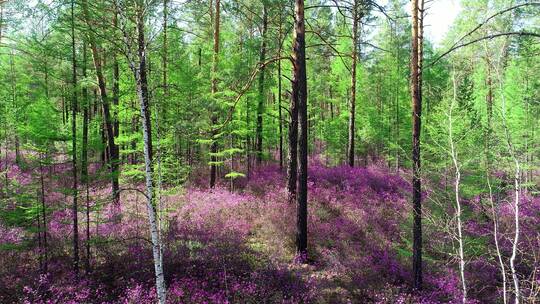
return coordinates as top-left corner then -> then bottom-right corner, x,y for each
0,0 -> 539,303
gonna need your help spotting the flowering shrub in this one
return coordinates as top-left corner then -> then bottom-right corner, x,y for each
3,154 -> 538,303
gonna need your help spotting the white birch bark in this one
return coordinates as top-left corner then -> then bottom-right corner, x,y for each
486,173 -> 508,304
494,53 -> 520,304
136,79 -> 167,304
449,70 -> 467,303
115,2 -> 167,302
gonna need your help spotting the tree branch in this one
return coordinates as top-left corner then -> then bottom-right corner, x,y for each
427,31 -> 540,68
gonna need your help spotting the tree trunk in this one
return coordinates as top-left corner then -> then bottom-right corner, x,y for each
347,1 -> 359,167
292,0 -> 308,259
128,4 -> 167,303
70,0 -> 79,276
450,71 -> 467,303
209,0 -> 220,188
81,0 -> 119,200
411,0 -> 424,290
112,12 -> 121,203
278,12 -> 284,170
81,41 -> 91,275
255,5 -> 268,165
287,87 -> 298,203
39,157 -> 48,273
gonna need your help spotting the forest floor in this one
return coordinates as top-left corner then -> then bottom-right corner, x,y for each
1,154 -> 538,303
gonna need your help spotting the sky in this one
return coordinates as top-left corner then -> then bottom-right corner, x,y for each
376,0 -> 462,47
423,0 -> 462,46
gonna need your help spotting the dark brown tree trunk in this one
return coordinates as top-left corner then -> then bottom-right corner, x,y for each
255,5 -> 268,165
287,93 -> 298,203
112,12 -> 121,203
348,1 -> 359,167
81,42 -> 91,275
292,0 -> 308,258
131,100 -> 138,165
246,97 -> 251,179
394,22 -> 401,171
39,157 -> 48,273
278,12 -> 284,170
411,0 -> 424,290
70,0 -> 79,276
81,0 -> 119,200
209,0 -> 220,188
37,198 -> 42,270
62,95 -> 66,125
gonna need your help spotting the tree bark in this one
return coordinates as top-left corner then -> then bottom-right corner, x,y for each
126,3 -> 167,303
255,4 -> 268,165
81,41 -> 91,275
209,0 -> 221,188
112,12 -> 121,203
278,12 -> 284,171
81,0 -> 120,200
347,1 -> 359,167
70,0 -> 79,276
39,156 -> 48,273
411,0 -> 424,290
292,0 -> 308,259
450,71 -> 467,303
287,75 -> 298,202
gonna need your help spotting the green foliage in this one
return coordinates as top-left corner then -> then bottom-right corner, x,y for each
225,171 -> 246,179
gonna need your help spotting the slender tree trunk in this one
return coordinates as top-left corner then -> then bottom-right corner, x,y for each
156,0 -> 169,269
125,3 -> 167,303
292,0 -> 308,259
509,157 -> 521,304
70,0 -> 79,276
393,22 -> 401,171
411,0 -> 424,290
37,191 -> 43,271
112,12 -> 121,203
81,0 -> 119,199
494,63 -> 521,304
287,73 -> 298,202
81,42 -> 91,275
347,1 -> 359,167
209,0 -> 221,188
450,71 -> 467,303
486,173 -> 508,304
246,97 -> 251,179
255,5 -> 268,165
163,0 -> 168,100
278,12 -> 284,170
9,53 -> 21,166
39,156 -> 48,273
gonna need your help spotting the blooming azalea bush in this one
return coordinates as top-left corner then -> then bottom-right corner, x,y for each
1,155 -> 538,303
